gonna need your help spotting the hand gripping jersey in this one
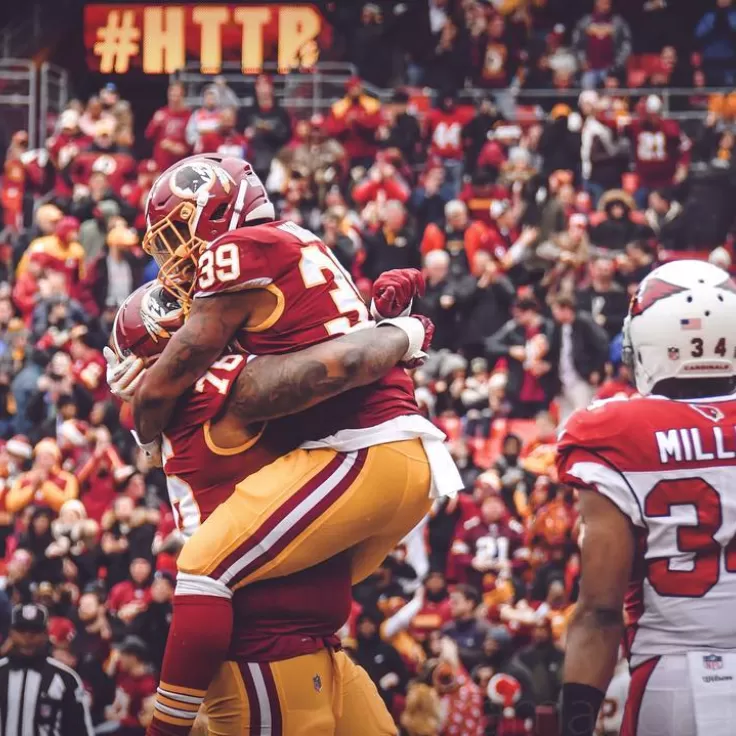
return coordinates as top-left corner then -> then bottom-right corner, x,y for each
557,395 -> 736,666
162,354 -> 352,661
194,220 -> 419,446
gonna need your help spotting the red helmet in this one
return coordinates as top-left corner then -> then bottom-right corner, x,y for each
56,216 -> 80,243
142,154 -> 274,308
111,281 -> 184,363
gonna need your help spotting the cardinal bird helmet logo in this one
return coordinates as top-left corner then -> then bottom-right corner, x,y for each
630,278 -> 687,317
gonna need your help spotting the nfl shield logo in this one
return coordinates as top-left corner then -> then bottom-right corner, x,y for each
313,674 -> 322,693
668,347 -> 680,361
703,654 -> 723,670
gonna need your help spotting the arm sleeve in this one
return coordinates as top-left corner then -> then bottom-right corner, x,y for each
614,18 -> 633,68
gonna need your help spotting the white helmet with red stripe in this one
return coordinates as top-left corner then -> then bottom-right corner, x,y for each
623,260 -> 736,395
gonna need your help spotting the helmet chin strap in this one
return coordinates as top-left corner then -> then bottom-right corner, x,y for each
191,189 -> 210,236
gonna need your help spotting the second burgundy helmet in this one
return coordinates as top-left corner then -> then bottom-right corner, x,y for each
142,154 -> 274,307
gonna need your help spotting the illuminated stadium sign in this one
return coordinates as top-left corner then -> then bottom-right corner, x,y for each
83,4 -> 330,75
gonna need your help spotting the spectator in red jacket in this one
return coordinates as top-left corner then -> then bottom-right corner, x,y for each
121,159 -> 159,232
324,76 -> 383,168
105,636 -> 157,734
107,557 -> 152,622
352,154 -> 411,206
144,82 -> 191,171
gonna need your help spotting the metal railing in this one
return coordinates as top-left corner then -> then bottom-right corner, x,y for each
171,62 -> 721,130
0,59 -> 37,147
172,61 -> 390,117
0,59 -> 68,148
39,62 -> 70,141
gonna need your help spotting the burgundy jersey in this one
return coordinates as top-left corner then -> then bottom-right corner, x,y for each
194,220 -> 418,444
162,353 -> 353,661
73,351 -> 108,402
110,667 -> 157,728
426,108 -> 475,160
557,395 -> 736,666
450,515 -> 525,587
625,119 -> 686,190
48,132 -> 92,197
145,106 -> 191,171
69,151 -> 136,194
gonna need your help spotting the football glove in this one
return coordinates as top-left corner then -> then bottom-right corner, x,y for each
104,346 -> 145,402
371,268 -> 426,320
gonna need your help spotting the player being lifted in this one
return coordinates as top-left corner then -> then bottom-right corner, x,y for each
110,274 -> 429,735
109,154 -> 462,730
558,260 -> 736,736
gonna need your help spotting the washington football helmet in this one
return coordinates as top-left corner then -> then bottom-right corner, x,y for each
623,260 -> 736,395
143,154 -> 274,306
111,281 -> 184,363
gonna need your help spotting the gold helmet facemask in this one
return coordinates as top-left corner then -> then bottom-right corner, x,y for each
143,201 -> 205,312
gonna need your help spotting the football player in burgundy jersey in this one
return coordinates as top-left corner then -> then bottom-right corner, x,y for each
115,155 -> 461,732
558,261 -> 736,736
109,274 -> 433,736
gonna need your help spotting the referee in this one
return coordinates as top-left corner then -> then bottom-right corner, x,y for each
0,603 -> 93,735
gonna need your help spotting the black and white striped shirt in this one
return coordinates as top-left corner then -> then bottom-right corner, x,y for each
0,655 -> 93,736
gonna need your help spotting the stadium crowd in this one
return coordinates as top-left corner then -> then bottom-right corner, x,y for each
0,0 -> 735,733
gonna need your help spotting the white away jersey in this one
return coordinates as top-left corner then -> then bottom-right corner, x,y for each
557,394 -> 736,666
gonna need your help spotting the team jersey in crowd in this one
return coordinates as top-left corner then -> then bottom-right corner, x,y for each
72,350 -> 108,403
194,220 -> 419,446
161,353 -> 353,662
624,119 -> 688,190
144,107 -> 191,171
16,236 -> 85,297
557,394 -> 736,666
426,107 -> 475,160
69,151 -> 137,194
106,657 -> 157,730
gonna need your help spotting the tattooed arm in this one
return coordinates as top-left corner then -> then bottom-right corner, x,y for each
132,293 -> 250,442
225,325 -> 410,424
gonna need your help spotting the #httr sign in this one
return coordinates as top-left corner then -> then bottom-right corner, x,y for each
83,4 -> 329,75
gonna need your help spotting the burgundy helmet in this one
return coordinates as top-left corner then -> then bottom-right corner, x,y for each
111,281 -> 184,363
142,154 -> 274,308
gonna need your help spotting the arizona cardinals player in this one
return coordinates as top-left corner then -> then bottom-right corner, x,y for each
558,260 -> 736,736
108,273 -> 435,736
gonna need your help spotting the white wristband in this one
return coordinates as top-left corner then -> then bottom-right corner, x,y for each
131,430 -> 161,456
377,316 -> 426,362
370,298 -> 412,321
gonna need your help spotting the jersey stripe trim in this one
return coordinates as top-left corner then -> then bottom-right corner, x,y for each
158,680 -> 207,698
565,460 -> 645,526
218,449 -> 368,589
157,686 -> 204,705
203,420 -> 266,456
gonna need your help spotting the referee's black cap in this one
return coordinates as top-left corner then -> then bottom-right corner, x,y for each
11,603 -> 49,633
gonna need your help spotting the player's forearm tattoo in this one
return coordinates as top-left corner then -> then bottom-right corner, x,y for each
229,326 -> 409,423
133,297 -> 242,440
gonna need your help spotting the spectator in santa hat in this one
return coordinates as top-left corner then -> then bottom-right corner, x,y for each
6,438 -> 78,515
